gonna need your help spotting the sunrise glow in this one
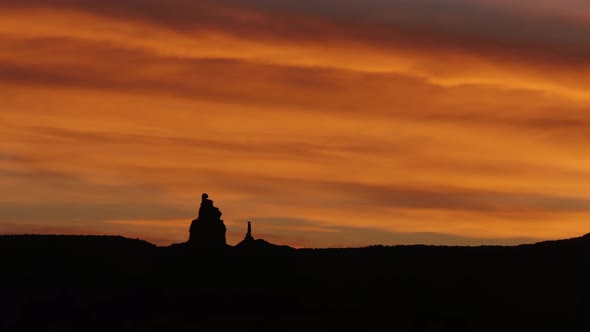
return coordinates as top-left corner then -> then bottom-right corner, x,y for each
2,0 -> 590,247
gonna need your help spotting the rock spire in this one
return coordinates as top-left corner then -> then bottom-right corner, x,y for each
244,221 -> 254,242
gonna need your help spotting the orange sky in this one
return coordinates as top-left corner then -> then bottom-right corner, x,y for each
1,0 -> 590,247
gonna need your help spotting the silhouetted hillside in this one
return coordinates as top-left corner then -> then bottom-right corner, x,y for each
2,194 -> 589,332
235,238 -> 295,253
525,232 -> 590,249
0,234 -> 156,252
2,232 -> 590,331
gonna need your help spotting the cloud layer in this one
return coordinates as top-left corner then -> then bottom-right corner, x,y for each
1,0 -> 590,246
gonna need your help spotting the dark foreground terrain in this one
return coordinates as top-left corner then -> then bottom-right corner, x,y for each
1,234 -> 590,331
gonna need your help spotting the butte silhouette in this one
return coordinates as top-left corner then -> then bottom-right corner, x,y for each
188,193 -> 227,248
186,193 -> 291,252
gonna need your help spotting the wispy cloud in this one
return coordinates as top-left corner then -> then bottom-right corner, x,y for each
1,0 -> 590,246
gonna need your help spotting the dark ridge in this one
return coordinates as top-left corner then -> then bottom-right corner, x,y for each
526,232 -> 590,248
2,193 -> 590,331
0,234 -> 156,251
234,238 -> 295,255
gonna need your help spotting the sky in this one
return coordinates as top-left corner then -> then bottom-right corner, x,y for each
1,0 -> 590,248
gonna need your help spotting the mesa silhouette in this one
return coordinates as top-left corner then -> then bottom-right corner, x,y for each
2,193 -> 590,332
169,193 -> 293,253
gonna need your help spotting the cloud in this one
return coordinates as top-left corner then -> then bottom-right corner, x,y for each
3,0 -> 590,67
1,0 -> 590,247
0,202 -> 190,224
1,1 -> 589,108
2,35 -> 588,135
316,181 -> 590,213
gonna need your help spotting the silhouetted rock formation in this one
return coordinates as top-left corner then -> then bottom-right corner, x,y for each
244,221 -> 254,242
188,193 -> 227,248
238,221 -> 256,246
235,221 -> 293,253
